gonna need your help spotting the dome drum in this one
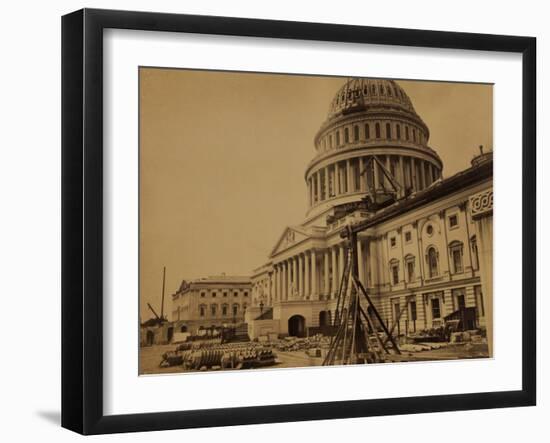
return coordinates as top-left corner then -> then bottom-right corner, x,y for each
305,153 -> 442,215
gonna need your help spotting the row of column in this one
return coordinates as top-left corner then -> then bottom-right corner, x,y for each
307,155 -> 440,207
271,240 -> 371,303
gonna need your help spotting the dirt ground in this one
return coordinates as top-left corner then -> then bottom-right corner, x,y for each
139,342 -> 489,375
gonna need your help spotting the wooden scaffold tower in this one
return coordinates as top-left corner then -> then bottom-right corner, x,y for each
322,226 -> 402,366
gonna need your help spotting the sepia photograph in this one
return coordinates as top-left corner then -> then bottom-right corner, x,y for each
138,68 -> 494,375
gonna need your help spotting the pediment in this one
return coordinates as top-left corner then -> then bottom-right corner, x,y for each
270,226 -> 310,257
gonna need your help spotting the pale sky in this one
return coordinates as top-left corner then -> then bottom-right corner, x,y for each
139,68 -> 492,320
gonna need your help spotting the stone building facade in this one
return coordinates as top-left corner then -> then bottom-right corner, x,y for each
247,78 -> 493,340
171,275 -> 252,335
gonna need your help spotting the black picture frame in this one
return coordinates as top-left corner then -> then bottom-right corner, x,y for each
62,8 -> 536,435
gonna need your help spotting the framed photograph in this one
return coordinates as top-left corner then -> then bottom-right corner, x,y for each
62,8 -> 536,435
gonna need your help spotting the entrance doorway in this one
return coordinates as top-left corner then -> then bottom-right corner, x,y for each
288,315 -> 306,337
167,327 -> 174,343
319,310 -> 331,328
146,330 -> 154,346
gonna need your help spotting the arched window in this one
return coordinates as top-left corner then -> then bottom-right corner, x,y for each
386,123 -> 391,139
413,128 -> 417,143
379,84 -> 385,95
405,126 -> 410,140
354,125 -> 359,141
232,303 -> 239,316
222,304 -> 228,316
365,124 -> 370,139
336,131 -> 340,146
375,123 -> 381,138
470,236 -> 479,270
344,127 -> 349,143
387,86 -> 392,96
199,304 -> 206,317
396,124 -> 401,139
329,134 -> 333,149
371,84 -> 376,94
211,304 -> 217,317
427,247 -> 439,278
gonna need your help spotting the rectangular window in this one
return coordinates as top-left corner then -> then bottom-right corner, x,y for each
449,214 -> 458,228
234,292 -> 238,297
452,288 -> 466,310
200,292 -> 205,298
199,306 -> 205,317
410,301 -> 417,321
222,305 -> 227,316
393,301 -> 400,322
223,292 -> 228,297
407,260 -> 415,282
392,265 -> 399,285
405,231 -> 412,242
390,237 -> 396,247
211,305 -> 217,316
452,248 -> 463,273
212,292 -> 216,297
431,298 -> 441,319
244,292 -> 248,297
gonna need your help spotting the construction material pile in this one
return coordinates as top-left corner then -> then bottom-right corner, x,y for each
271,335 -> 331,352
160,342 -> 277,371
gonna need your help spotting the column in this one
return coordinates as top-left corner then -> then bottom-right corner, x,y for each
316,172 -> 321,202
412,158 -> 417,189
336,162 -> 341,195
399,155 -> 405,193
420,160 -> 426,190
385,155 -> 391,189
284,260 -> 290,301
427,162 -> 433,187
308,178 -> 312,207
324,250 -> 330,298
311,250 -> 318,299
469,189 -> 493,357
268,274 -> 273,305
369,237 -> 378,288
293,257 -> 298,299
360,157 -> 365,191
304,252 -> 310,298
347,158 -> 353,192
331,247 -> 338,298
440,210 -> 451,276
373,156 -> 379,190
298,254 -> 304,299
357,237 -> 365,285
338,245 -> 345,294
325,166 -> 330,199
277,263 -> 284,301
273,265 -> 278,302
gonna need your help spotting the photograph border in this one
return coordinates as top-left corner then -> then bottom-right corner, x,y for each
61,8 -> 536,435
